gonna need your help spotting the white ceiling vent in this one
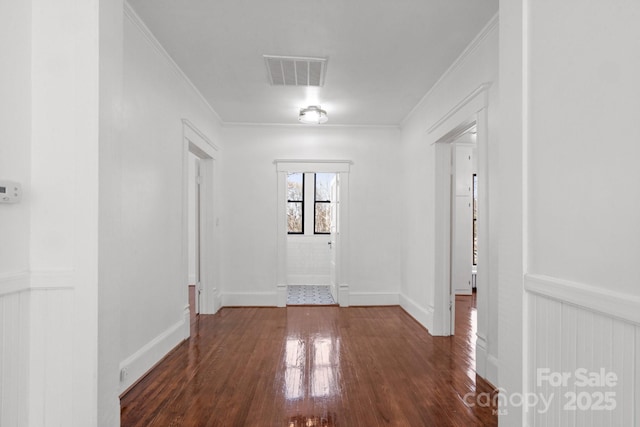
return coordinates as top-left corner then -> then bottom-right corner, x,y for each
264,55 -> 327,87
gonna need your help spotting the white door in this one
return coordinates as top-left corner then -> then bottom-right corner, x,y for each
328,174 -> 339,302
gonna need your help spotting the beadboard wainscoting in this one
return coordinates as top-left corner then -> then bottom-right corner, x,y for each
0,273 -> 30,426
525,274 -> 640,426
0,271 -> 75,426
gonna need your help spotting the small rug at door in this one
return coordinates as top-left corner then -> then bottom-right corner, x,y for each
287,285 -> 336,305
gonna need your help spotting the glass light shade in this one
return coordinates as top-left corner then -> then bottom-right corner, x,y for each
299,105 -> 328,124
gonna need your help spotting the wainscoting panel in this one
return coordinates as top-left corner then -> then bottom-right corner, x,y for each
29,287 -> 75,425
0,284 -> 29,426
526,275 -> 638,426
0,272 -> 75,426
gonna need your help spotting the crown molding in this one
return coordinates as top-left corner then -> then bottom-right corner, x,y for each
401,12 -> 499,127
123,1 -> 224,124
222,121 -> 399,130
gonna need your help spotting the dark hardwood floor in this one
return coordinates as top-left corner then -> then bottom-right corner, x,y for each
121,290 -> 497,426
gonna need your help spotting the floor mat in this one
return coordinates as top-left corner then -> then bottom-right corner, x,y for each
287,285 -> 336,305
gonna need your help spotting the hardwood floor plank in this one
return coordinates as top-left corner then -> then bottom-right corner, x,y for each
121,295 -> 497,426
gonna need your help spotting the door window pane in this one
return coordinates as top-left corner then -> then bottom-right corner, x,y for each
288,202 -> 303,233
287,173 -> 304,234
287,173 -> 304,201
315,203 -> 331,234
315,173 -> 334,201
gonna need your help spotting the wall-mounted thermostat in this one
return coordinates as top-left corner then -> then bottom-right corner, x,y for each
0,181 -> 22,204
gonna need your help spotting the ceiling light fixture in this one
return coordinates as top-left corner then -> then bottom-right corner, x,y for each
298,105 -> 328,124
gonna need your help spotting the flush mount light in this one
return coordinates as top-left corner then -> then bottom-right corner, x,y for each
298,105 -> 328,124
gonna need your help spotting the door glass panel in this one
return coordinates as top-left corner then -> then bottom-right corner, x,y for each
288,202 -> 303,233
315,203 -> 331,234
315,173 -> 334,201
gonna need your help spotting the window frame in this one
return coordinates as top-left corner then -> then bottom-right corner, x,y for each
287,173 -> 305,235
313,173 -> 332,235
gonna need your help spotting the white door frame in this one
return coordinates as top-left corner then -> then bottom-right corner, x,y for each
431,83 -> 490,337
182,119 -> 220,330
274,160 -> 352,307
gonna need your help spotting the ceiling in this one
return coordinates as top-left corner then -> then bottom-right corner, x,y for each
127,0 -> 498,126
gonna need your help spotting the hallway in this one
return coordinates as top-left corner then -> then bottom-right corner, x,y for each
120,296 -> 496,426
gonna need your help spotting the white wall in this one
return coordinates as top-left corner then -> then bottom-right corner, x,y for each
499,1 -> 640,425
1,0 -> 108,425
221,125 -> 401,306
399,17 -> 499,385
0,2 -> 32,424
0,0 -> 31,276
111,4 -> 224,403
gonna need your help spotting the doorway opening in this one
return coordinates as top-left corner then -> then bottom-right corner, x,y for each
182,119 -> 220,336
275,160 -> 352,307
435,118 -> 481,336
187,153 -> 201,315
285,172 -> 338,306
448,125 -> 478,335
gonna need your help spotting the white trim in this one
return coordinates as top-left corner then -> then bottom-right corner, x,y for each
275,161 -> 351,307
274,159 -> 353,173
221,291 -> 277,307
0,271 -> 75,296
338,284 -> 350,307
401,13 -> 499,127
118,316 -> 187,393
428,83 -> 492,136
432,89 -> 490,338
276,284 -> 287,308
486,354 -> 499,387
399,293 -> 434,332
182,120 -> 220,316
123,2 -> 223,123
223,121 -> 399,129
0,271 -> 30,296
182,118 -> 220,153
30,270 -> 75,290
476,335 -> 488,378
348,292 -> 399,306
524,274 -> 640,326
182,305 -> 190,339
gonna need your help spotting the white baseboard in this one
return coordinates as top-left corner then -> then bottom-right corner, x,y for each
486,354 -> 499,386
476,334 -> 488,378
276,285 -> 287,308
212,288 -> 222,313
119,317 -> 187,394
475,334 -> 498,385
221,291 -> 277,307
338,284 -> 349,307
182,305 -> 190,339
349,292 -> 399,306
188,274 -> 196,286
201,287 -> 222,314
399,292 -> 434,332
